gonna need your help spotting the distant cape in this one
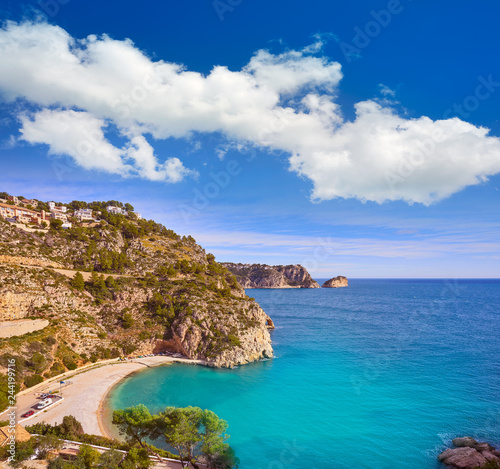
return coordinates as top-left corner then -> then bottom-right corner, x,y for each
222,263 -> 320,289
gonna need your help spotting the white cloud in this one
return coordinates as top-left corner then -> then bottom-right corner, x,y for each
20,109 -> 195,182
2,21 -> 500,202
379,84 -> 396,97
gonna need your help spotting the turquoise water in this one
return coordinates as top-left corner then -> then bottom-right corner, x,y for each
109,279 -> 500,468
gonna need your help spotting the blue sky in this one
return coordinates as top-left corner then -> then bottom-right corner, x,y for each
0,0 -> 500,277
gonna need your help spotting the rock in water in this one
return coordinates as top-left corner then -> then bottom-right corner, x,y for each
438,437 -> 500,468
453,437 -> 478,448
438,447 -> 486,468
322,276 -> 348,288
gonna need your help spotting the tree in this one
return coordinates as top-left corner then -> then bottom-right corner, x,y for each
58,415 -> 84,439
122,312 -> 134,329
124,203 -> 134,212
75,444 -> 99,469
96,449 -> 123,469
8,440 -> 35,468
112,404 -> 154,450
121,447 -> 152,469
200,410 -> 234,469
50,219 -> 63,230
34,434 -> 63,459
71,272 -> 85,291
155,406 -> 203,468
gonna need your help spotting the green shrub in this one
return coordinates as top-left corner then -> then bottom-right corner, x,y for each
24,374 -> 44,388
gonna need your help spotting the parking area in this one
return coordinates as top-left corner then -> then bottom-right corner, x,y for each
18,393 -> 64,423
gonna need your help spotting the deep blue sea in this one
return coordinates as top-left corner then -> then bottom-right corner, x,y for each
109,279 -> 500,468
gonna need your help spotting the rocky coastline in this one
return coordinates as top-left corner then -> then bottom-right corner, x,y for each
222,263 -> 320,289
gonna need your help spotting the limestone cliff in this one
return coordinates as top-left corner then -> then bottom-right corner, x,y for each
0,204 -> 275,389
222,263 -> 320,289
322,276 -> 348,288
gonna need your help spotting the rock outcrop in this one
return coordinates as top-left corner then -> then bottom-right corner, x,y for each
222,263 -> 320,289
438,437 -> 500,468
322,276 -> 348,288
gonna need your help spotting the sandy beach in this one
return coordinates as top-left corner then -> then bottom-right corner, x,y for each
14,356 -> 205,436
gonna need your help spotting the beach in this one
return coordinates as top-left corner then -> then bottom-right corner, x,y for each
14,356 -> 206,437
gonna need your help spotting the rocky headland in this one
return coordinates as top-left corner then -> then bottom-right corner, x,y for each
322,276 -> 348,288
222,263 -> 320,289
0,198 -> 275,397
438,437 -> 500,468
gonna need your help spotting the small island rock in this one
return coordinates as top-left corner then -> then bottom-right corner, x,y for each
322,276 -> 348,288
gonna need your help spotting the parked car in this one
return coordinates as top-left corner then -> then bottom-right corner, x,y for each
37,398 -> 52,409
21,410 -> 35,418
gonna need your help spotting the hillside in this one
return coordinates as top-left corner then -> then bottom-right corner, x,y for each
0,200 -> 274,395
222,263 -> 320,288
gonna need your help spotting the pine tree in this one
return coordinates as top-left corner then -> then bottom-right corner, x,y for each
71,271 -> 85,291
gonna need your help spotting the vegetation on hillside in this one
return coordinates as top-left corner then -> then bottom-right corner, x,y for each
0,198 -> 273,398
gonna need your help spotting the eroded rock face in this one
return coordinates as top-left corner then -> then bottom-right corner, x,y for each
438,437 -> 500,468
222,263 -> 320,289
322,276 -> 348,288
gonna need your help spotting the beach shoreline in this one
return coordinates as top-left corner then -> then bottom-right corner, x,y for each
15,356 -> 207,437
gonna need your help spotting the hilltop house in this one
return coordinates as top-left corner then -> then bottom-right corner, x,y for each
49,201 -> 67,212
106,205 -> 123,214
74,208 -> 93,222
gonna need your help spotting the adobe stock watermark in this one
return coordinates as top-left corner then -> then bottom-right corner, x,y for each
385,74 -> 500,191
443,75 -> 500,119
37,0 -> 70,18
111,69 -> 163,119
5,358 -> 17,463
178,108 -> 290,222
213,0 -> 244,22
267,439 -> 305,469
301,237 -> 338,274
338,0 -> 408,63
178,159 -> 243,222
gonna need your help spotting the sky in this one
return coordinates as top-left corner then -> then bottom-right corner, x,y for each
0,0 -> 499,278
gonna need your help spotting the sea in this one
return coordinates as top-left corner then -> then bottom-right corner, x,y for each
108,279 -> 500,468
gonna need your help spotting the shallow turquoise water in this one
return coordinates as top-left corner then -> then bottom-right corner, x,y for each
109,279 -> 500,468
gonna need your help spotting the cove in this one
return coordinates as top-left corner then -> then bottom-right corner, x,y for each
108,279 -> 500,468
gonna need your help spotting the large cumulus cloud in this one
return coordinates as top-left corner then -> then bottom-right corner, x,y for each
1,21 -> 500,202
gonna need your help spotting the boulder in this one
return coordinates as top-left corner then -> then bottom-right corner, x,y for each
322,276 -> 348,288
475,442 -> 494,453
453,437 -> 478,448
481,450 -> 500,462
438,447 -> 486,469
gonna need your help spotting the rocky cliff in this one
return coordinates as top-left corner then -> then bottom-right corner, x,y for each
0,204 -> 275,390
322,276 -> 348,288
222,263 -> 320,289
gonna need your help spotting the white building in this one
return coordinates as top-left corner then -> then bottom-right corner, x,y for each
106,205 -> 123,214
50,211 -> 68,222
62,222 -> 72,229
75,208 -> 93,222
49,202 -> 67,213
135,212 -> 142,220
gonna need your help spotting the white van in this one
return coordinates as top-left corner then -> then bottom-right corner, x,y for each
37,398 -> 52,409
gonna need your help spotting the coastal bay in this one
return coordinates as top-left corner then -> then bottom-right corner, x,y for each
106,280 -> 500,468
